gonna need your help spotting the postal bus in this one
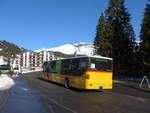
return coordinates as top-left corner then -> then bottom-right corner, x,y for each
42,55 -> 113,90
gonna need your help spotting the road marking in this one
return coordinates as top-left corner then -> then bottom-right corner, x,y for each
48,105 -> 55,113
33,80 -> 78,113
135,97 -> 149,102
41,94 -> 77,113
107,91 -> 149,102
20,87 -> 30,91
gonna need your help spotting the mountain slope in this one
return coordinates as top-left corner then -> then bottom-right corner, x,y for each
35,43 -> 94,55
0,40 -> 26,58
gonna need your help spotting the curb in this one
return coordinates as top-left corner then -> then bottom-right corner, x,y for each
113,80 -> 150,92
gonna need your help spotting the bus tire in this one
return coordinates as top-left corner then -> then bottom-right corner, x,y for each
64,78 -> 70,89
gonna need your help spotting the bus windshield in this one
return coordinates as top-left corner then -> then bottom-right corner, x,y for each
90,58 -> 112,72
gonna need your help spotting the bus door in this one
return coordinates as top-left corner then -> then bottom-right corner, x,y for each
54,60 -> 62,83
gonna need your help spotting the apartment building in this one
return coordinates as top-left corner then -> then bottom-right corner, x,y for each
13,50 -> 55,68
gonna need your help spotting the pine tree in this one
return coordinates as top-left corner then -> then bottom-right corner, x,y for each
94,13 -> 105,55
133,42 -> 143,76
140,0 -> 150,75
94,13 -> 112,57
105,0 -> 135,76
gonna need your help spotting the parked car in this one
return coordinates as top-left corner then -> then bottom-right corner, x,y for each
0,65 -> 11,74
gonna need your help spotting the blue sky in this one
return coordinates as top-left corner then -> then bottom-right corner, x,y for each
0,0 -> 148,50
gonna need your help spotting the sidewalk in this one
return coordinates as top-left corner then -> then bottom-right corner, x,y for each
0,77 -> 49,113
113,80 -> 150,92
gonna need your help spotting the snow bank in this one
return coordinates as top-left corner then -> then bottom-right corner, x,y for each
0,74 -> 15,90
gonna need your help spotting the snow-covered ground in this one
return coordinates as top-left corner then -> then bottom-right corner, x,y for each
0,74 -> 15,90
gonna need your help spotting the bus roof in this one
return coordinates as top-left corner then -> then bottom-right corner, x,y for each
45,55 -> 112,63
88,55 -> 112,60
66,55 -> 112,60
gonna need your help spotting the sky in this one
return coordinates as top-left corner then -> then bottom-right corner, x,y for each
0,0 -> 148,50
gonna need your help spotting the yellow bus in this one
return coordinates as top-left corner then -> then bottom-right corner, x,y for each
42,55 -> 113,90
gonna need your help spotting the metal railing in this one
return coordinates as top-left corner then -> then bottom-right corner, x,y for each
139,76 -> 150,88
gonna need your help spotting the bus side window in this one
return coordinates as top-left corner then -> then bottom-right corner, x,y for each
43,62 -> 48,72
61,58 -> 88,76
49,61 -> 56,73
71,58 -> 80,76
79,57 -> 89,72
61,60 -> 70,75
55,60 -> 61,74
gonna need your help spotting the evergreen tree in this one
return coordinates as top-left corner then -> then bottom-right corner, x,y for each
0,40 -> 26,58
105,0 -> 135,76
140,0 -> 150,75
132,42 -> 143,76
94,13 -> 112,57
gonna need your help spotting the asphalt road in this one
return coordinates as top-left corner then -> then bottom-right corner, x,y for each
24,72 -> 150,113
0,76 -> 49,113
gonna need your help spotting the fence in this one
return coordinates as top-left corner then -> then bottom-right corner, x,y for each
139,76 -> 150,88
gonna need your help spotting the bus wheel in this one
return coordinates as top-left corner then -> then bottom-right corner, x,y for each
64,78 -> 70,89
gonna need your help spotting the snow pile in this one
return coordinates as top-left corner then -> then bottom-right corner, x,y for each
0,74 -> 15,90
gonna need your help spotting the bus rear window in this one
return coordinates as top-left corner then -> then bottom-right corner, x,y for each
90,58 -> 112,72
